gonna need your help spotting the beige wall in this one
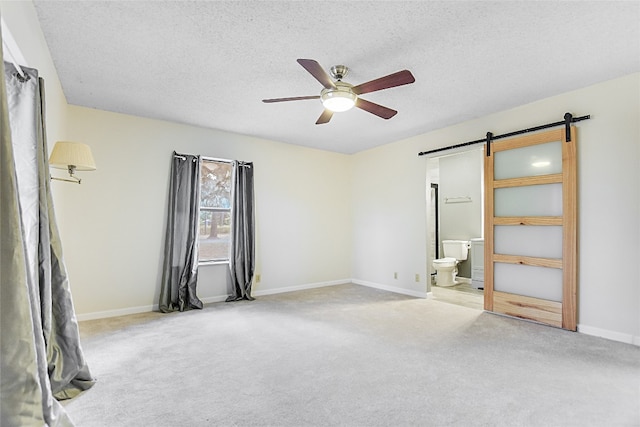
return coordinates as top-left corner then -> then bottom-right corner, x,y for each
61,106 -> 352,316
3,1 -> 639,344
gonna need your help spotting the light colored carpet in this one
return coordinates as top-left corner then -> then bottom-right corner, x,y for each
64,283 -> 639,426
431,281 -> 484,310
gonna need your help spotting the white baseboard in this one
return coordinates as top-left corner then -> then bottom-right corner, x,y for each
200,295 -> 231,304
577,324 -> 640,347
75,295 -> 231,321
252,279 -> 348,297
78,282 -> 637,349
352,279 -> 428,299
76,304 -> 158,321
75,280 -> 348,321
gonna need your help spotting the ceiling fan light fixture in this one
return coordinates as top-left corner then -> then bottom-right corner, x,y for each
321,88 -> 357,112
263,59 -> 415,124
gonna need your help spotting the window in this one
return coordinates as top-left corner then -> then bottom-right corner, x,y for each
199,159 -> 232,263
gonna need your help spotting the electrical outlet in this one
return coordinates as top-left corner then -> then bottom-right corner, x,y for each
255,274 -> 261,283
394,272 -> 398,279
415,274 -> 420,282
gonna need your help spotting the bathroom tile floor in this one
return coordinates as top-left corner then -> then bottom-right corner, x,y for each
430,280 -> 484,310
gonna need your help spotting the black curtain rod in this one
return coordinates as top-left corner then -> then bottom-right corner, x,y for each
417,112 -> 591,157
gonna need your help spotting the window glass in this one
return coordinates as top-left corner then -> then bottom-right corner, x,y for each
200,161 -> 232,208
199,160 -> 232,263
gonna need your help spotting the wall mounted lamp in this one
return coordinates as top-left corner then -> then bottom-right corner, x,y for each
49,141 -> 96,184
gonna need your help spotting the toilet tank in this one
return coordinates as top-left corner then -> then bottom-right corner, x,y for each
442,240 -> 470,260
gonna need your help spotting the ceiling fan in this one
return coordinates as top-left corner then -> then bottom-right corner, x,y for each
262,59 -> 415,125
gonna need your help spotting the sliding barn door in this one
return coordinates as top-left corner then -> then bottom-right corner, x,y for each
484,127 -> 577,330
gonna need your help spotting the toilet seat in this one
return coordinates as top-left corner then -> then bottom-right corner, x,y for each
433,257 -> 457,268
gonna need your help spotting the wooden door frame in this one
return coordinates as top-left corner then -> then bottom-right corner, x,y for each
484,127 -> 577,331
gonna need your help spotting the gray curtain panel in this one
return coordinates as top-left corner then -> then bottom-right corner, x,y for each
226,161 -> 255,301
159,152 -> 204,312
1,59 -> 94,426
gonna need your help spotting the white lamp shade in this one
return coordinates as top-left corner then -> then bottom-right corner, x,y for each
49,141 -> 96,171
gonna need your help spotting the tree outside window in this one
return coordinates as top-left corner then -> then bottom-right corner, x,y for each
199,159 -> 232,263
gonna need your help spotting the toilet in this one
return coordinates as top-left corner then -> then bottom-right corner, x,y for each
433,240 -> 470,287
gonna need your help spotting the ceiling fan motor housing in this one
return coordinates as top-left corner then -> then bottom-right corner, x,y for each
330,65 -> 349,80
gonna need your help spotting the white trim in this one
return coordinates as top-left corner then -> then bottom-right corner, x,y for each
198,260 -> 229,267
76,304 -> 158,321
252,279 -> 348,297
422,144 -> 485,160
74,281 -> 349,320
74,285 -> 637,348
200,295 -> 231,304
201,156 -> 232,164
75,294 -> 231,321
352,279 -> 428,299
1,16 -> 28,67
577,324 -> 639,347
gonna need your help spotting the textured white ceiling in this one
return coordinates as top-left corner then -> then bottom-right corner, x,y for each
33,1 -> 639,154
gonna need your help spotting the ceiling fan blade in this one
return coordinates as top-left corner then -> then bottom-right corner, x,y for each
355,98 -> 397,119
297,59 -> 336,90
262,95 -> 320,103
316,109 -> 333,125
352,70 -> 415,95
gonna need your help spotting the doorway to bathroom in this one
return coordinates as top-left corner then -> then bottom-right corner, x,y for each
426,147 -> 484,310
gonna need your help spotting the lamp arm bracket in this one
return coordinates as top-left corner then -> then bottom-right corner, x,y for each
51,175 -> 82,184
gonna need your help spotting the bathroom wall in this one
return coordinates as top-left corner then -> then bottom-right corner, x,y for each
426,160 -> 439,290
438,149 -> 484,278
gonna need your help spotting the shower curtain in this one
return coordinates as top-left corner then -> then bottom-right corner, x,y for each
1,57 -> 94,426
